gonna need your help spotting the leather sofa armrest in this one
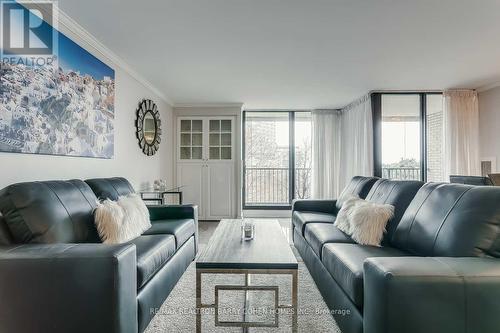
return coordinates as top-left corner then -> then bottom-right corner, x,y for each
147,204 -> 199,252
0,243 -> 137,333
147,204 -> 198,221
363,256 -> 500,333
292,199 -> 338,215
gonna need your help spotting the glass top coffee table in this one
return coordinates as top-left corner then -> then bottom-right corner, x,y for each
196,219 -> 298,332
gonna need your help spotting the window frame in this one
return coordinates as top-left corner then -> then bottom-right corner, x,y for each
242,110 -> 311,210
372,92 -> 443,182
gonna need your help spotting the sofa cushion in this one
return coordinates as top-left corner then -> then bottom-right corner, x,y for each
292,211 -> 335,236
348,200 -> 395,247
322,243 -> 408,308
94,194 -> 152,244
304,223 -> 354,259
0,180 -> 100,244
364,179 -> 423,244
0,215 -> 14,245
143,219 -> 195,249
292,176 -> 378,236
335,176 -> 379,211
128,234 -> 177,289
85,177 -> 135,201
391,183 -> 500,257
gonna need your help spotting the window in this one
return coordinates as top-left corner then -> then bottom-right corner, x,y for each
243,111 -> 312,209
425,95 -> 444,182
373,93 -> 444,182
381,95 -> 421,180
294,112 -> 312,199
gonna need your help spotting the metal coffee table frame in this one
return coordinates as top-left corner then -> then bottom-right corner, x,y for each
196,268 -> 298,332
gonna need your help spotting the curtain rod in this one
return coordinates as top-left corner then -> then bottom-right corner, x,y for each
341,93 -> 371,112
370,89 -> 444,93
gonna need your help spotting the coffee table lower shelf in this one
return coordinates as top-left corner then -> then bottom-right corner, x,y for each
196,268 -> 298,333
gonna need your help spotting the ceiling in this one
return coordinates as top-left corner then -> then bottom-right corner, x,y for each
58,0 -> 500,109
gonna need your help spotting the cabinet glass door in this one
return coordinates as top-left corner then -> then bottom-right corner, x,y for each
179,119 -> 203,160
209,119 -> 232,160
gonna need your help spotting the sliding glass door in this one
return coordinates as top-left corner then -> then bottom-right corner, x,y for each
244,112 -> 290,207
243,111 -> 311,209
294,112 -> 312,199
380,95 -> 422,180
373,93 -> 444,182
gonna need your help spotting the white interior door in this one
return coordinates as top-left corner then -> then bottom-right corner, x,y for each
206,163 -> 234,218
177,163 -> 205,217
177,118 -> 206,218
205,118 -> 234,219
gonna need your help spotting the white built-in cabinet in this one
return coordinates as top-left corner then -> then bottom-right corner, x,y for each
176,117 -> 235,220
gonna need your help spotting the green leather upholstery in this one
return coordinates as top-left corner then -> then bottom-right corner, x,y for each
127,234 -> 177,289
0,177 -> 198,333
391,183 -> 500,257
147,205 -> 199,252
322,243 -> 408,308
304,223 -> 354,259
0,215 -> 13,245
294,178 -> 500,333
364,257 -> 500,333
85,177 -> 135,200
364,179 -> 423,243
292,176 -> 379,237
0,180 -> 100,243
292,211 -> 336,236
0,243 -> 137,333
143,218 -> 196,249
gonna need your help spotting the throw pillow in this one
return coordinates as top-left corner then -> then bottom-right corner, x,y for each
349,200 -> 394,247
334,195 -> 361,234
94,194 -> 151,244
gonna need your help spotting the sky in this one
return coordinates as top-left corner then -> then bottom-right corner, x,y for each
382,121 -> 420,164
58,32 -> 115,80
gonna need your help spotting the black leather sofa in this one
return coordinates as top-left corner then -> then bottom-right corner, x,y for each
293,176 -> 500,333
0,177 -> 198,333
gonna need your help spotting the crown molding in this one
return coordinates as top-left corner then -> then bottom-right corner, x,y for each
22,0 -> 173,106
174,103 -> 244,109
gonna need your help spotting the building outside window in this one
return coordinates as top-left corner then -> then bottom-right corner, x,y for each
243,111 -> 312,209
374,93 -> 444,182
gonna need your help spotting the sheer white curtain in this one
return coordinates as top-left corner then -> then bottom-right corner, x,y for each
311,110 -> 341,199
339,95 -> 374,191
311,94 -> 373,199
443,90 -> 480,180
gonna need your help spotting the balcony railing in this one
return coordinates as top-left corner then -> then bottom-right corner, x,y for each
244,166 -> 419,206
244,167 -> 311,205
382,167 -> 421,180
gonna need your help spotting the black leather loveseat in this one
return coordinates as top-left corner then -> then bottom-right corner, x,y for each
293,176 -> 500,333
0,177 -> 198,333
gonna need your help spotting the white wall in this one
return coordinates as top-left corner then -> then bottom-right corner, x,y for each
479,86 -> 500,172
0,16 -> 174,190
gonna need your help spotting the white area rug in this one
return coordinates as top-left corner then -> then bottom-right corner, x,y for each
144,261 -> 341,332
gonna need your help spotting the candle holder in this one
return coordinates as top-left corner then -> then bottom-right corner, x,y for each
241,219 -> 255,241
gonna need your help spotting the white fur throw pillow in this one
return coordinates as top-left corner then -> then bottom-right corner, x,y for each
334,195 -> 361,234
94,194 -> 151,244
349,200 -> 394,247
